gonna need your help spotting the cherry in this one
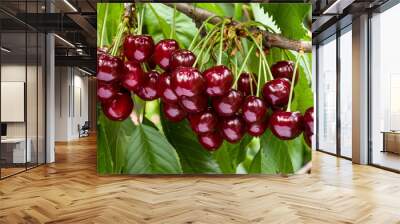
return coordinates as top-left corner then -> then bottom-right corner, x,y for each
162,103 -> 187,122
171,66 -> 205,97
136,71 -> 159,101
304,132 -> 312,147
153,39 -> 180,70
188,110 -> 218,134
237,72 -> 257,96
102,91 -> 133,121
262,78 -> 291,108
123,35 -> 154,63
179,94 -> 207,114
198,131 -> 223,151
247,120 -> 268,137
220,116 -> 245,143
212,89 -> 243,117
303,107 -> 314,136
97,53 -> 123,83
157,73 -> 178,104
170,49 -> 196,71
203,65 -> 234,97
269,111 -> 303,140
97,83 -> 118,102
242,96 -> 267,124
271,61 -> 299,83
121,61 -> 144,92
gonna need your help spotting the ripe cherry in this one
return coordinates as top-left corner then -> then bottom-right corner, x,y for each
97,53 -> 123,83
162,103 -> 187,122
212,89 -> 243,117
269,111 -> 303,140
170,49 -> 196,71
188,110 -> 218,134
121,61 -> 144,92
171,66 -> 205,97
153,39 -> 180,70
157,73 -> 178,104
102,91 -> 133,121
271,61 -> 299,83
97,83 -> 117,102
123,35 -> 154,63
247,120 -> 268,137
198,131 -> 223,151
203,65 -> 234,97
304,107 -> 314,136
237,72 -> 257,96
304,132 -> 312,147
179,94 -> 207,114
220,116 -> 245,143
136,71 -> 159,101
262,78 -> 291,108
242,96 -> 267,124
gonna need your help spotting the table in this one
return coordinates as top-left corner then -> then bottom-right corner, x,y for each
381,131 -> 400,154
1,138 -> 31,163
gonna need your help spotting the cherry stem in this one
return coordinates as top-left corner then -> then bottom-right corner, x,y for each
217,20 -> 226,65
99,3 -> 109,48
191,21 -> 221,53
199,40 -> 215,71
169,4 -> 176,39
248,32 -> 273,81
110,19 -> 127,56
233,44 -> 254,87
286,51 -> 303,112
263,56 -> 274,81
188,15 -> 218,51
193,29 -> 218,67
256,53 -> 262,97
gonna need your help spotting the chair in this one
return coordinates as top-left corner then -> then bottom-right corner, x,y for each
78,121 -> 90,138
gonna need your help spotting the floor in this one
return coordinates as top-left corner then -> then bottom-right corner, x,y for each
372,150 -> 400,171
0,136 -> 400,223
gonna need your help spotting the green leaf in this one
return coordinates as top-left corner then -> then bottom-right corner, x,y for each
251,3 -> 280,33
124,124 -> 183,174
160,105 -> 221,174
260,3 -> 311,40
97,3 -> 124,47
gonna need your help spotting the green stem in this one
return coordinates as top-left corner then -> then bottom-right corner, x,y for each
110,22 -> 125,56
248,32 -> 273,81
262,59 -> 267,82
170,4 -> 176,39
217,20 -> 226,65
193,29 -> 218,67
256,53 -> 262,97
199,40 -> 215,71
263,56 -> 274,81
137,4 -> 145,35
233,44 -> 255,87
188,16 -> 218,51
286,51 -> 302,112
99,3 -> 109,48
192,23 -> 221,52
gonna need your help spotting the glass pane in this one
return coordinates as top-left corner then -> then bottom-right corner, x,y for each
318,37 -> 337,154
38,32 -> 45,165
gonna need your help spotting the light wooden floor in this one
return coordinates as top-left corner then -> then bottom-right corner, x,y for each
1,136 -> 400,224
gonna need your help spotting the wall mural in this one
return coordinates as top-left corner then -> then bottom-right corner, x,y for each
97,3 -> 314,174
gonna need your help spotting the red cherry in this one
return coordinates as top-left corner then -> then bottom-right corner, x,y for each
242,96 -> 267,123
188,110 -> 218,134
123,35 -> 154,63
271,61 -> 299,83
212,89 -> 243,117
162,103 -> 187,122
171,66 -> 205,97
97,83 -> 118,102
97,53 -> 123,83
121,61 -> 144,92
246,120 -> 268,137
220,116 -> 245,143
198,132 -> 223,151
237,72 -> 257,96
203,65 -> 234,97
157,73 -> 178,104
153,39 -> 180,70
304,107 -> 314,135
270,111 -> 303,140
136,71 -> 159,101
179,94 -> 207,114
304,132 -> 312,147
170,49 -> 196,71
102,91 -> 133,121
262,78 -> 291,108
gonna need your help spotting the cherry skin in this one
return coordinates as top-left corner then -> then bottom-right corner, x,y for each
157,73 -> 178,104
203,65 -> 234,97
242,96 -> 267,124
97,53 -> 123,83
188,110 -> 218,134
271,61 -> 299,84
169,49 -> 196,71
97,83 -> 117,103
237,72 -> 257,96
304,132 -> 312,147
179,94 -> 207,114
212,89 -> 243,117
162,103 -> 187,122
136,71 -> 159,101
153,39 -> 180,70
171,66 -> 205,97
303,107 -> 314,136
123,35 -> 154,63
102,91 -> 133,121
269,111 -> 303,140
121,61 -> 144,92
247,120 -> 268,137
198,131 -> 223,151
220,116 -> 245,143
262,78 -> 291,108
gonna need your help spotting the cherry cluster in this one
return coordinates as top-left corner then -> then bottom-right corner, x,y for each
97,34 -> 314,151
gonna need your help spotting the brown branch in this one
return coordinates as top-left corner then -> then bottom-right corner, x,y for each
164,3 -> 311,53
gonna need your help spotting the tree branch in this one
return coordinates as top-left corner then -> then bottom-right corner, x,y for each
164,3 -> 311,53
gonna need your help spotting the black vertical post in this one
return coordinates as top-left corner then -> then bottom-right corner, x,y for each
315,45 -> 320,150
336,28 -> 341,157
25,0 -> 28,171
